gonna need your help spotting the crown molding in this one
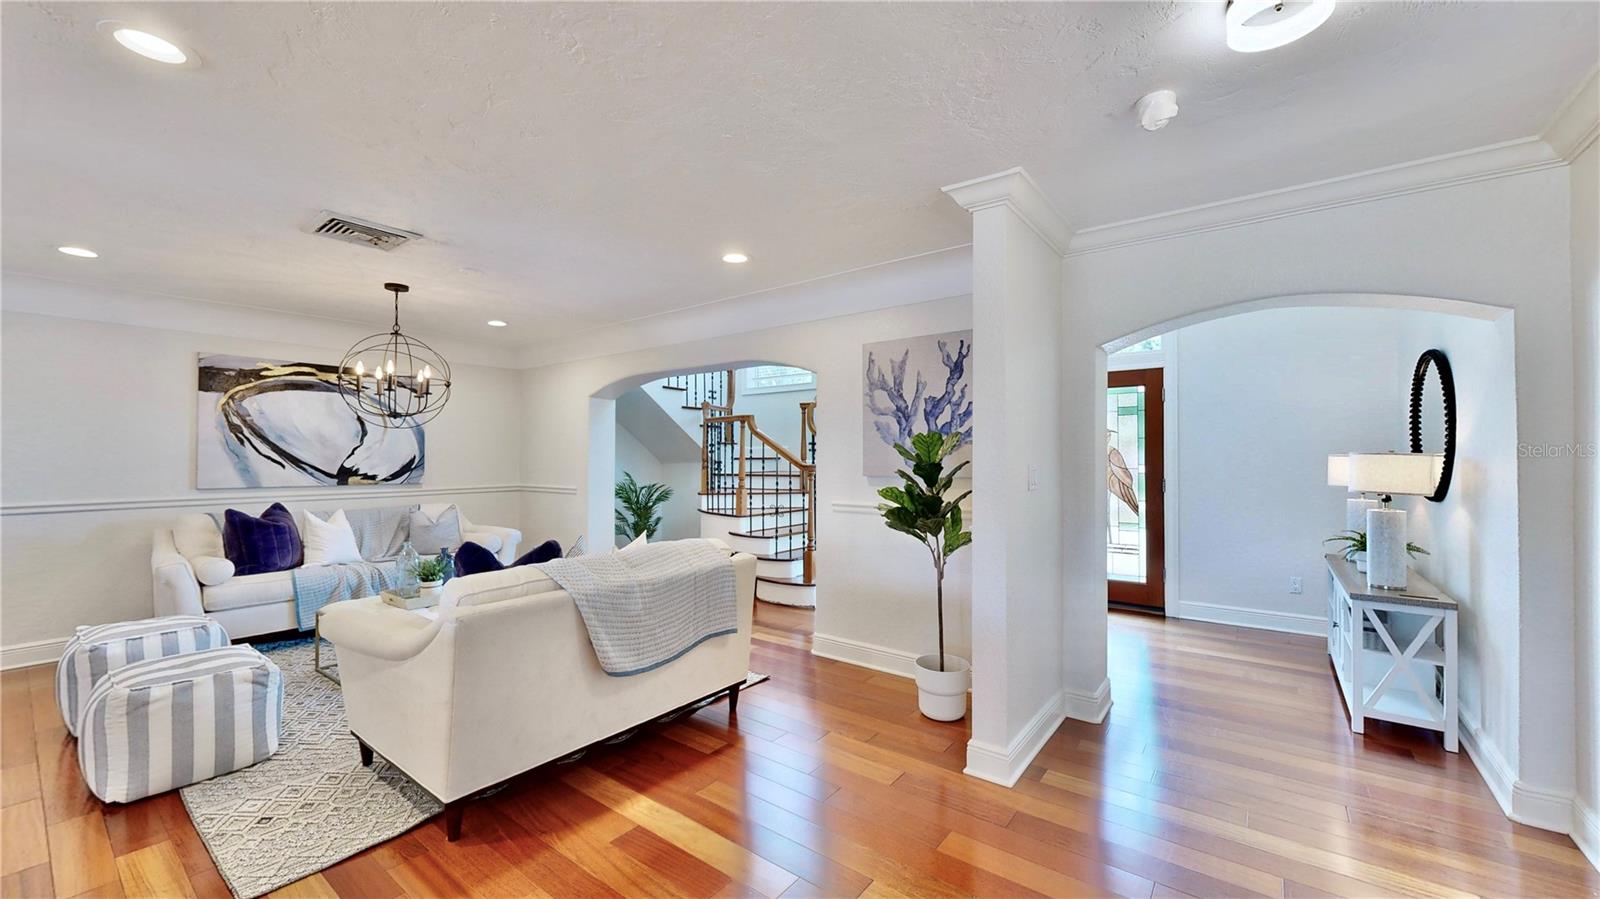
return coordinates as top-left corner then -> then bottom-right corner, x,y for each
1066,136 -> 1565,257
0,272 -> 525,369
1543,66 -> 1599,163
942,167 -> 1074,255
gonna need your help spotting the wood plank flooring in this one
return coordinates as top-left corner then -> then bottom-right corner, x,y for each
3,607 -> 1596,897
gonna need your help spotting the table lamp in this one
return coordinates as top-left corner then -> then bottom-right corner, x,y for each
1346,452 -> 1444,589
1327,453 -> 1380,533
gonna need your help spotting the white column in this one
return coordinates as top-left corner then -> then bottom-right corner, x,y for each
943,168 -> 1077,786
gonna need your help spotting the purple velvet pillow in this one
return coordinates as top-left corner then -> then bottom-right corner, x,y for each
222,502 -> 302,576
454,539 -> 561,577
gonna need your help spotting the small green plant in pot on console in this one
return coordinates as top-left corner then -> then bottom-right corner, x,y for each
877,431 -> 974,721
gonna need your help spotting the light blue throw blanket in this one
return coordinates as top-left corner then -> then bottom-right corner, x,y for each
535,540 -> 737,677
291,505 -> 415,630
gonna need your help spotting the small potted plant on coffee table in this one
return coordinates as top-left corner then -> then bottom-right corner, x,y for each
411,556 -> 450,603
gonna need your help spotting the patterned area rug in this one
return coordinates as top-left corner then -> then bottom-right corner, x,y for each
180,639 -> 438,899
181,637 -> 768,898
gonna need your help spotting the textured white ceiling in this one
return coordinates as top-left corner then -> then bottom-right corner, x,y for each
3,2 -> 1595,345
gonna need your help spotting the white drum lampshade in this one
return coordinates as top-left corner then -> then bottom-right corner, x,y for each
1326,454 -> 1349,488
1327,454 -> 1379,532
1347,452 -> 1444,589
1347,452 -> 1442,499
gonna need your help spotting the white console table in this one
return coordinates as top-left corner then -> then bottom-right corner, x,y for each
1325,554 -> 1458,752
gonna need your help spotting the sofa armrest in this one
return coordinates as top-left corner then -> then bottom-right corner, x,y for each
464,525 -> 522,565
151,528 -> 204,618
319,598 -> 446,662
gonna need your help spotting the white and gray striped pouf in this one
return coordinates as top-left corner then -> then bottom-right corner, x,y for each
77,645 -> 282,804
56,615 -> 230,737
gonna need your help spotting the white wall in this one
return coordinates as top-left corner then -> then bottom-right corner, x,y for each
517,294 -> 975,674
1063,164 -> 1576,830
1390,311 -> 1522,778
0,301 -> 525,663
1166,308 -> 1416,633
1571,135 -> 1599,864
731,381 -> 816,452
612,419 -> 700,544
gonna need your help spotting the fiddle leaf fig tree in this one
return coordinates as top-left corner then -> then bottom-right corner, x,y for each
876,430 -> 973,672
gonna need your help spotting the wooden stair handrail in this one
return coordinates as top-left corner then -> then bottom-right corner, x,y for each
700,399 -> 818,587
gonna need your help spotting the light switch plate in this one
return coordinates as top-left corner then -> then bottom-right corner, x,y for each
1027,464 -> 1039,491
1289,576 -> 1303,595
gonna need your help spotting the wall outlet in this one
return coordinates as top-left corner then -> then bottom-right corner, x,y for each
1288,576 -> 1304,595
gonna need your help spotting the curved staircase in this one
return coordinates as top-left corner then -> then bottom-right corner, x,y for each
661,373 -> 817,608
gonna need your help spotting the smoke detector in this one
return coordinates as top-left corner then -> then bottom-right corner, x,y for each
304,211 -> 421,252
1135,90 -> 1179,132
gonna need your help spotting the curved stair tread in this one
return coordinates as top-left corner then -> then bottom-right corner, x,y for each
729,524 -> 808,538
756,574 -> 816,587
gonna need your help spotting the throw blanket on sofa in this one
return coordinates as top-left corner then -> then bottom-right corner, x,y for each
291,506 -> 415,629
536,540 -> 737,676
291,561 -> 404,631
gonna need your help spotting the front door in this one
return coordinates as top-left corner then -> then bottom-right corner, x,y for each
1107,368 -> 1165,611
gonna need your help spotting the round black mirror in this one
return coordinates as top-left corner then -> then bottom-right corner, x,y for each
1409,349 -> 1456,502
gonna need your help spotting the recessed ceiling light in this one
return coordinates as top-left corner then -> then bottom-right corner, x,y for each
1226,0 -> 1335,53
722,253 -> 749,264
112,27 -> 189,64
486,320 -> 508,328
57,246 -> 99,258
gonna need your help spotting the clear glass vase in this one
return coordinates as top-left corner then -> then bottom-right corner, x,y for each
396,541 -> 421,598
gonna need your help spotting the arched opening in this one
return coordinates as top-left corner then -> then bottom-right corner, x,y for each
1083,291 -> 1518,760
589,358 -> 822,631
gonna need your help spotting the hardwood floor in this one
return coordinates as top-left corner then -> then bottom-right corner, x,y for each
3,607 -> 1596,898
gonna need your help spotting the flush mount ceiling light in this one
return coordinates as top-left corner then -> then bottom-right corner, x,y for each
722,253 -> 749,264
1225,0 -> 1335,53
57,246 -> 99,258
97,20 -> 198,67
486,320 -> 508,328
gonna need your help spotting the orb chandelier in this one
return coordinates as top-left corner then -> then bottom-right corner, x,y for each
338,282 -> 451,428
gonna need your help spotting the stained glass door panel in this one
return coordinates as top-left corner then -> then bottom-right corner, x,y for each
1107,368 -> 1165,610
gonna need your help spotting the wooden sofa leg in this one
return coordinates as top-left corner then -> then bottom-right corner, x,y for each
355,735 -> 373,767
444,801 -> 465,842
728,681 -> 742,716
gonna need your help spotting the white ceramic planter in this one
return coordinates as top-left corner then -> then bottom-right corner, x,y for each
1352,551 -> 1368,573
913,654 -> 970,721
419,580 -> 443,605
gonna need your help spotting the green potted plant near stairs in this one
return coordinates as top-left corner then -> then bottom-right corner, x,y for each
877,431 -> 973,721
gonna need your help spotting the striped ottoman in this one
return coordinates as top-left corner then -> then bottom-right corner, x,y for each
77,645 -> 282,803
56,615 -> 229,736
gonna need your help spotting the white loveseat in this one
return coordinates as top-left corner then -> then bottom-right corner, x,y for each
150,503 -> 522,639
318,540 -> 756,840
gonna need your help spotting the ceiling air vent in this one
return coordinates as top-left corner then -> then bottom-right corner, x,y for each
305,211 -> 422,252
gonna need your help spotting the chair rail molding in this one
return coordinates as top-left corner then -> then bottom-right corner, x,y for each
1,483 -> 576,516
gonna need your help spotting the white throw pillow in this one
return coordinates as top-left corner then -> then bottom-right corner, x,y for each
191,555 -> 235,586
566,534 -> 587,558
301,509 -> 362,566
616,533 -> 647,554
409,505 -> 463,554
172,513 -> 225,560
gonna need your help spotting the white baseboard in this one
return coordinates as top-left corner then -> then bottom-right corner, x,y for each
1460,711 -> 1517,817
964,690 -> 1066,788
1176,601 -> 1325,636
1511,780 -> 1577,834
1,636 -> 68,671
1062,677 -> 1112,724
810,633 -> 920,678
1460,711 -> 1582,839
1574,799 -> 1600,873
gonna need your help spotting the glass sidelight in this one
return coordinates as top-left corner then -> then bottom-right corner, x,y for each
1107,368 -> 1165,610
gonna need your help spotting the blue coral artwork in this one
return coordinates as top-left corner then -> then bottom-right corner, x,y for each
862,330 -> 973,476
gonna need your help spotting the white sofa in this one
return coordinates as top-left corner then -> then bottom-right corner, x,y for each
318,540 -> 755,840
150,503 -> 522,639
